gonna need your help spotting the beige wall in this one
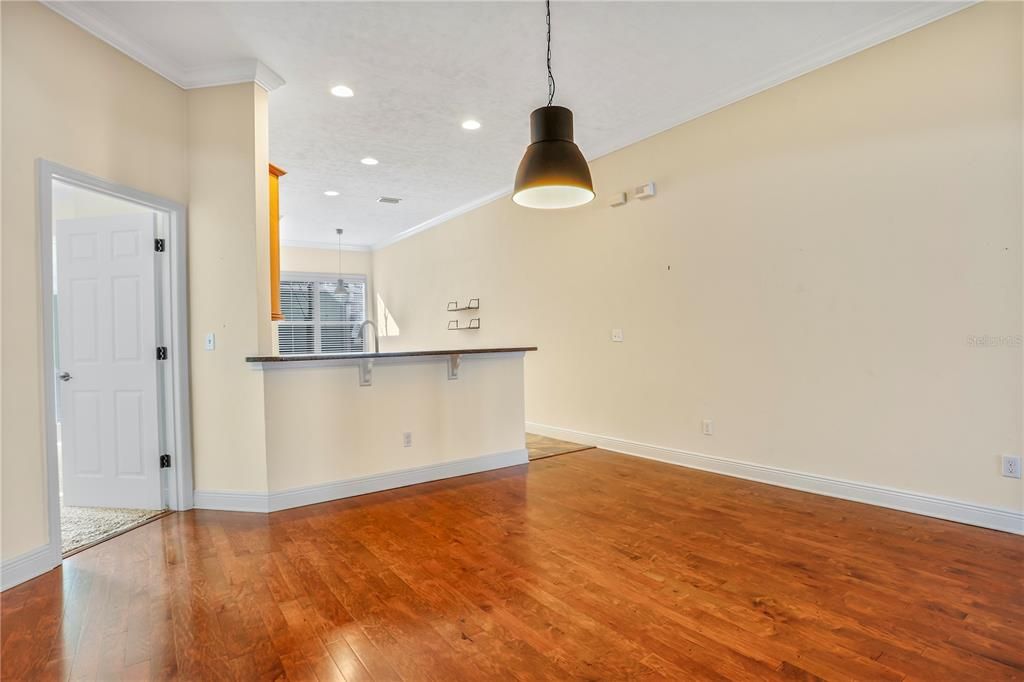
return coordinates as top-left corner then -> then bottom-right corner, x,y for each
0,4 -> 5,555
262,353 -> 525,492
186,83 -> 272,493
281,245 -> 372,278
1,2 -> 188,559
373,3 -> 1023,512
1,4 -> 274,561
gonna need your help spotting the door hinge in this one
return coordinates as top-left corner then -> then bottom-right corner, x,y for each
160,454 -> 171,469
156,346 -> 168,360
154,238 -> 166,252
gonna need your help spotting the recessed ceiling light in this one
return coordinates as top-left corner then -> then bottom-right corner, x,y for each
330,84 -> 354,98
360,157 -> 379,166
323,190 -> 339,196
462,119 -> 481,130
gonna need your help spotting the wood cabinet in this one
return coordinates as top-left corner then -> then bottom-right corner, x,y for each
269,163 -> 287,321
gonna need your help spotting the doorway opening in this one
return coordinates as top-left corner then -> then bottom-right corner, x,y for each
39,161 -> 193,563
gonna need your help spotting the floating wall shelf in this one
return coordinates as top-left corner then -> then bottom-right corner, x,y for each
447,298 -> 480,311
448,318 -> 481,331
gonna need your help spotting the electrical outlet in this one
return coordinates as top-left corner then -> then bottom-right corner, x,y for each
1002,455 -> 1021,479
702,419 -> 713,436
611,329 -> 624,342
403,432 -> 412,448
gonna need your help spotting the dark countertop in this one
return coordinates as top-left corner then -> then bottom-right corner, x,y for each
246,347 -> 538,363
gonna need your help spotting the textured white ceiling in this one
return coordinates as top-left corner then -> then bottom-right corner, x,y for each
54,1 -> 966,248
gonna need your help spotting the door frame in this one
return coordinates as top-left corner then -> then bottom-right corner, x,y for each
37,159 -> 193,565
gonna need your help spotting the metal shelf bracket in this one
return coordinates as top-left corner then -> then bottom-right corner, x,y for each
359,359 -> 374,387
448,354 -> 462,380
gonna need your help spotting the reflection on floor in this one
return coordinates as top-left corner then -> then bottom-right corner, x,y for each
6,450 -> 1020,680
61,505 -> 167,555
526,432 -> 594,461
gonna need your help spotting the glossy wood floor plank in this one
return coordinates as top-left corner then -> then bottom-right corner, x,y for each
3,450 -> 1022,681
526,433 -> 594,461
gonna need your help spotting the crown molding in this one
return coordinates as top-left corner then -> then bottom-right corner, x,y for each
41,1 -> 285,91
252,61 -> 287,92
281,239 -> 372,252
178,59 -> 286,91
373,186 -> 512,250
372,1 -> 974,252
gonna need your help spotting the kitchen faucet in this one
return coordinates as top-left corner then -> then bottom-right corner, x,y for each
355,319 -> 379,354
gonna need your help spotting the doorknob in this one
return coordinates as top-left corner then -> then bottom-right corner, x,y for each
58,371 -> 72,382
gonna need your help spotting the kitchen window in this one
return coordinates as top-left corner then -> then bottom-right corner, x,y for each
278,272 -> 367,354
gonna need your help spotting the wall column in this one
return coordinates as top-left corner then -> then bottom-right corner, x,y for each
187,83 -> 271,493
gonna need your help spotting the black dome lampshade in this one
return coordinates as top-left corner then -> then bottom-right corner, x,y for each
512,0 -> 594,210
512,105 -> 594,209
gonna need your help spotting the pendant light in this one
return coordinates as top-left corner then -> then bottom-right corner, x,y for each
512,0 -> 594,209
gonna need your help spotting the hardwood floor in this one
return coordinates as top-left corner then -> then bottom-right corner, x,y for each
526,433 -> 594,461
3,450 -> 1022,681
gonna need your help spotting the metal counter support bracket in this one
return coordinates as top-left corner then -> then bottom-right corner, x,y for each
359,359 -> 374,387
448,354 -> 462,380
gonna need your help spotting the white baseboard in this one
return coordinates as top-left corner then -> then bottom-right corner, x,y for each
1,545 -> 59,592
194,448 -> 528,514
526,422 -> 1024,535
192,489 -> 271,513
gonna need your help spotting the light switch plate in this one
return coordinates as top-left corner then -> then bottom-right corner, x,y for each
634,182 -> 656,200
611,329 -> 624,342
204,333 -> 216,351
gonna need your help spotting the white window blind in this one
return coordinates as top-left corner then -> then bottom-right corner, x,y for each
278,274 -> 367,354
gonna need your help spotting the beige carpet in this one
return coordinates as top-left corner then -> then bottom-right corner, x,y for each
61,505 -> 166,555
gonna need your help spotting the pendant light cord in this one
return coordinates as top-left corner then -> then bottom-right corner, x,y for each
336,229 -> 344,283
546,0 -> 555,106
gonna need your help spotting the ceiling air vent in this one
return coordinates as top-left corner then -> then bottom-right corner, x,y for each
377,196 -> 401,204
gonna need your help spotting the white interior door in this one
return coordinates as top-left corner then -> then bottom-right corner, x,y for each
56,214 -> 163,510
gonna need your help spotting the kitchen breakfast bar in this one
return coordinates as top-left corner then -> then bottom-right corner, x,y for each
240,347 -> 537,512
